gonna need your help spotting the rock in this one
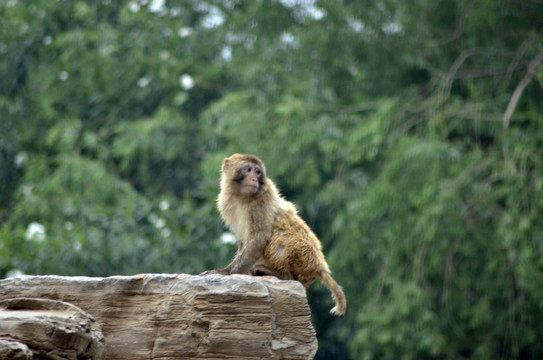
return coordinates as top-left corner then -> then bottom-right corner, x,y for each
0,297 -> 105,360
0,274 -> 318,359
0,339 -> 32,360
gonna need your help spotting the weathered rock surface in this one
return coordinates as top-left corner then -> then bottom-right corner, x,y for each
0,274 -> 317,359
0,297 -> 105,360
0,339 -> 33,360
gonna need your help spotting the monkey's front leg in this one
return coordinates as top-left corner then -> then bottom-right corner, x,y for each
202,233 -> 268,276
200,236 -> 247,276
200,242 -> 248,276
223,231 -> 270,275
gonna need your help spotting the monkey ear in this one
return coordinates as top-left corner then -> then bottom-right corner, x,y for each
222,158 -> 230,172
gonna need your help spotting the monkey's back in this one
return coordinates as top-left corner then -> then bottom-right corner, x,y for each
264,200 -> 330,287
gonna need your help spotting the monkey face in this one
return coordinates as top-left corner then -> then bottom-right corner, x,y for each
236,162 -> 263,196
222,154 -> 267,198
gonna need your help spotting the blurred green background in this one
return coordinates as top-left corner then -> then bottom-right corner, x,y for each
1,1 -> 543,359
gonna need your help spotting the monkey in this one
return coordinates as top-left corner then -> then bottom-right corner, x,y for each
201,153 -> 346,316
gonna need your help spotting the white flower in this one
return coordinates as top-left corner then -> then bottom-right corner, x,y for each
159,200 -> 170,211
74,241 -> 82,252
14,152 -> 27,167
161,228 -> 171,238
221,47 -> 232,61
220,232 -> 236,245
43,35 -> 53,46
25,222 -> 46,242
149,0 -> 165,13
149,213 -> 165,228
155,218 -> 165,229
129,1 -> 140,13
178,27 -> 192,38
59,71 -> 69,81
180,74 -> 194,90
21,184 -> 34,196
138,77 -> 150,87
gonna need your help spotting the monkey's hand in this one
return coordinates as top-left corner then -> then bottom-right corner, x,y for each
200,268 -> 230,276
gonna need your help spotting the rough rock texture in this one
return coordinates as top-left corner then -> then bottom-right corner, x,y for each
0,274 -> 318,359
0,339 -> 33,360
0,297 -> 105,360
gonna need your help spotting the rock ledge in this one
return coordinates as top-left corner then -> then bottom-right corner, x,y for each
0,274 -> 317,359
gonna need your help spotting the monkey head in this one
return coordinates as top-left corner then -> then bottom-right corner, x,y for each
222,154 -> 267,197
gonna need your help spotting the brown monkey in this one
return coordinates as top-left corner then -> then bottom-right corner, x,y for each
202,153 -> 346,315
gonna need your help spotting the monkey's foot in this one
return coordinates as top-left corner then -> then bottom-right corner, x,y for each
200,269 -> 228,276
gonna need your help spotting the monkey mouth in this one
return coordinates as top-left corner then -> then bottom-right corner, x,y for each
242,184 -> 259,194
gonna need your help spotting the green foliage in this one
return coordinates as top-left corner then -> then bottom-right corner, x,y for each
1,0 -> 543,358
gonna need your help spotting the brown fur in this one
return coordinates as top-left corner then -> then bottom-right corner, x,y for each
204,153 -> 346,315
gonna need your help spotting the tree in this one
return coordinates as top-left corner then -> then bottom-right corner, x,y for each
0,0 -> 231,277
1,0 -> 543,358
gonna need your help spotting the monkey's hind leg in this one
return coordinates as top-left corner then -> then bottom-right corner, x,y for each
250,258 -> 292,280
251,264 -> 281,278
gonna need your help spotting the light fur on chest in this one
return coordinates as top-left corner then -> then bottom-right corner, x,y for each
222,200 -> 251,242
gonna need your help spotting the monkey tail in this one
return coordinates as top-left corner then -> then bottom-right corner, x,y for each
318,270 -> 346,316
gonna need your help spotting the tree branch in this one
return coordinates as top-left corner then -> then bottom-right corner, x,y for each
503,27 -> 543,89
502,49 -> 543,130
